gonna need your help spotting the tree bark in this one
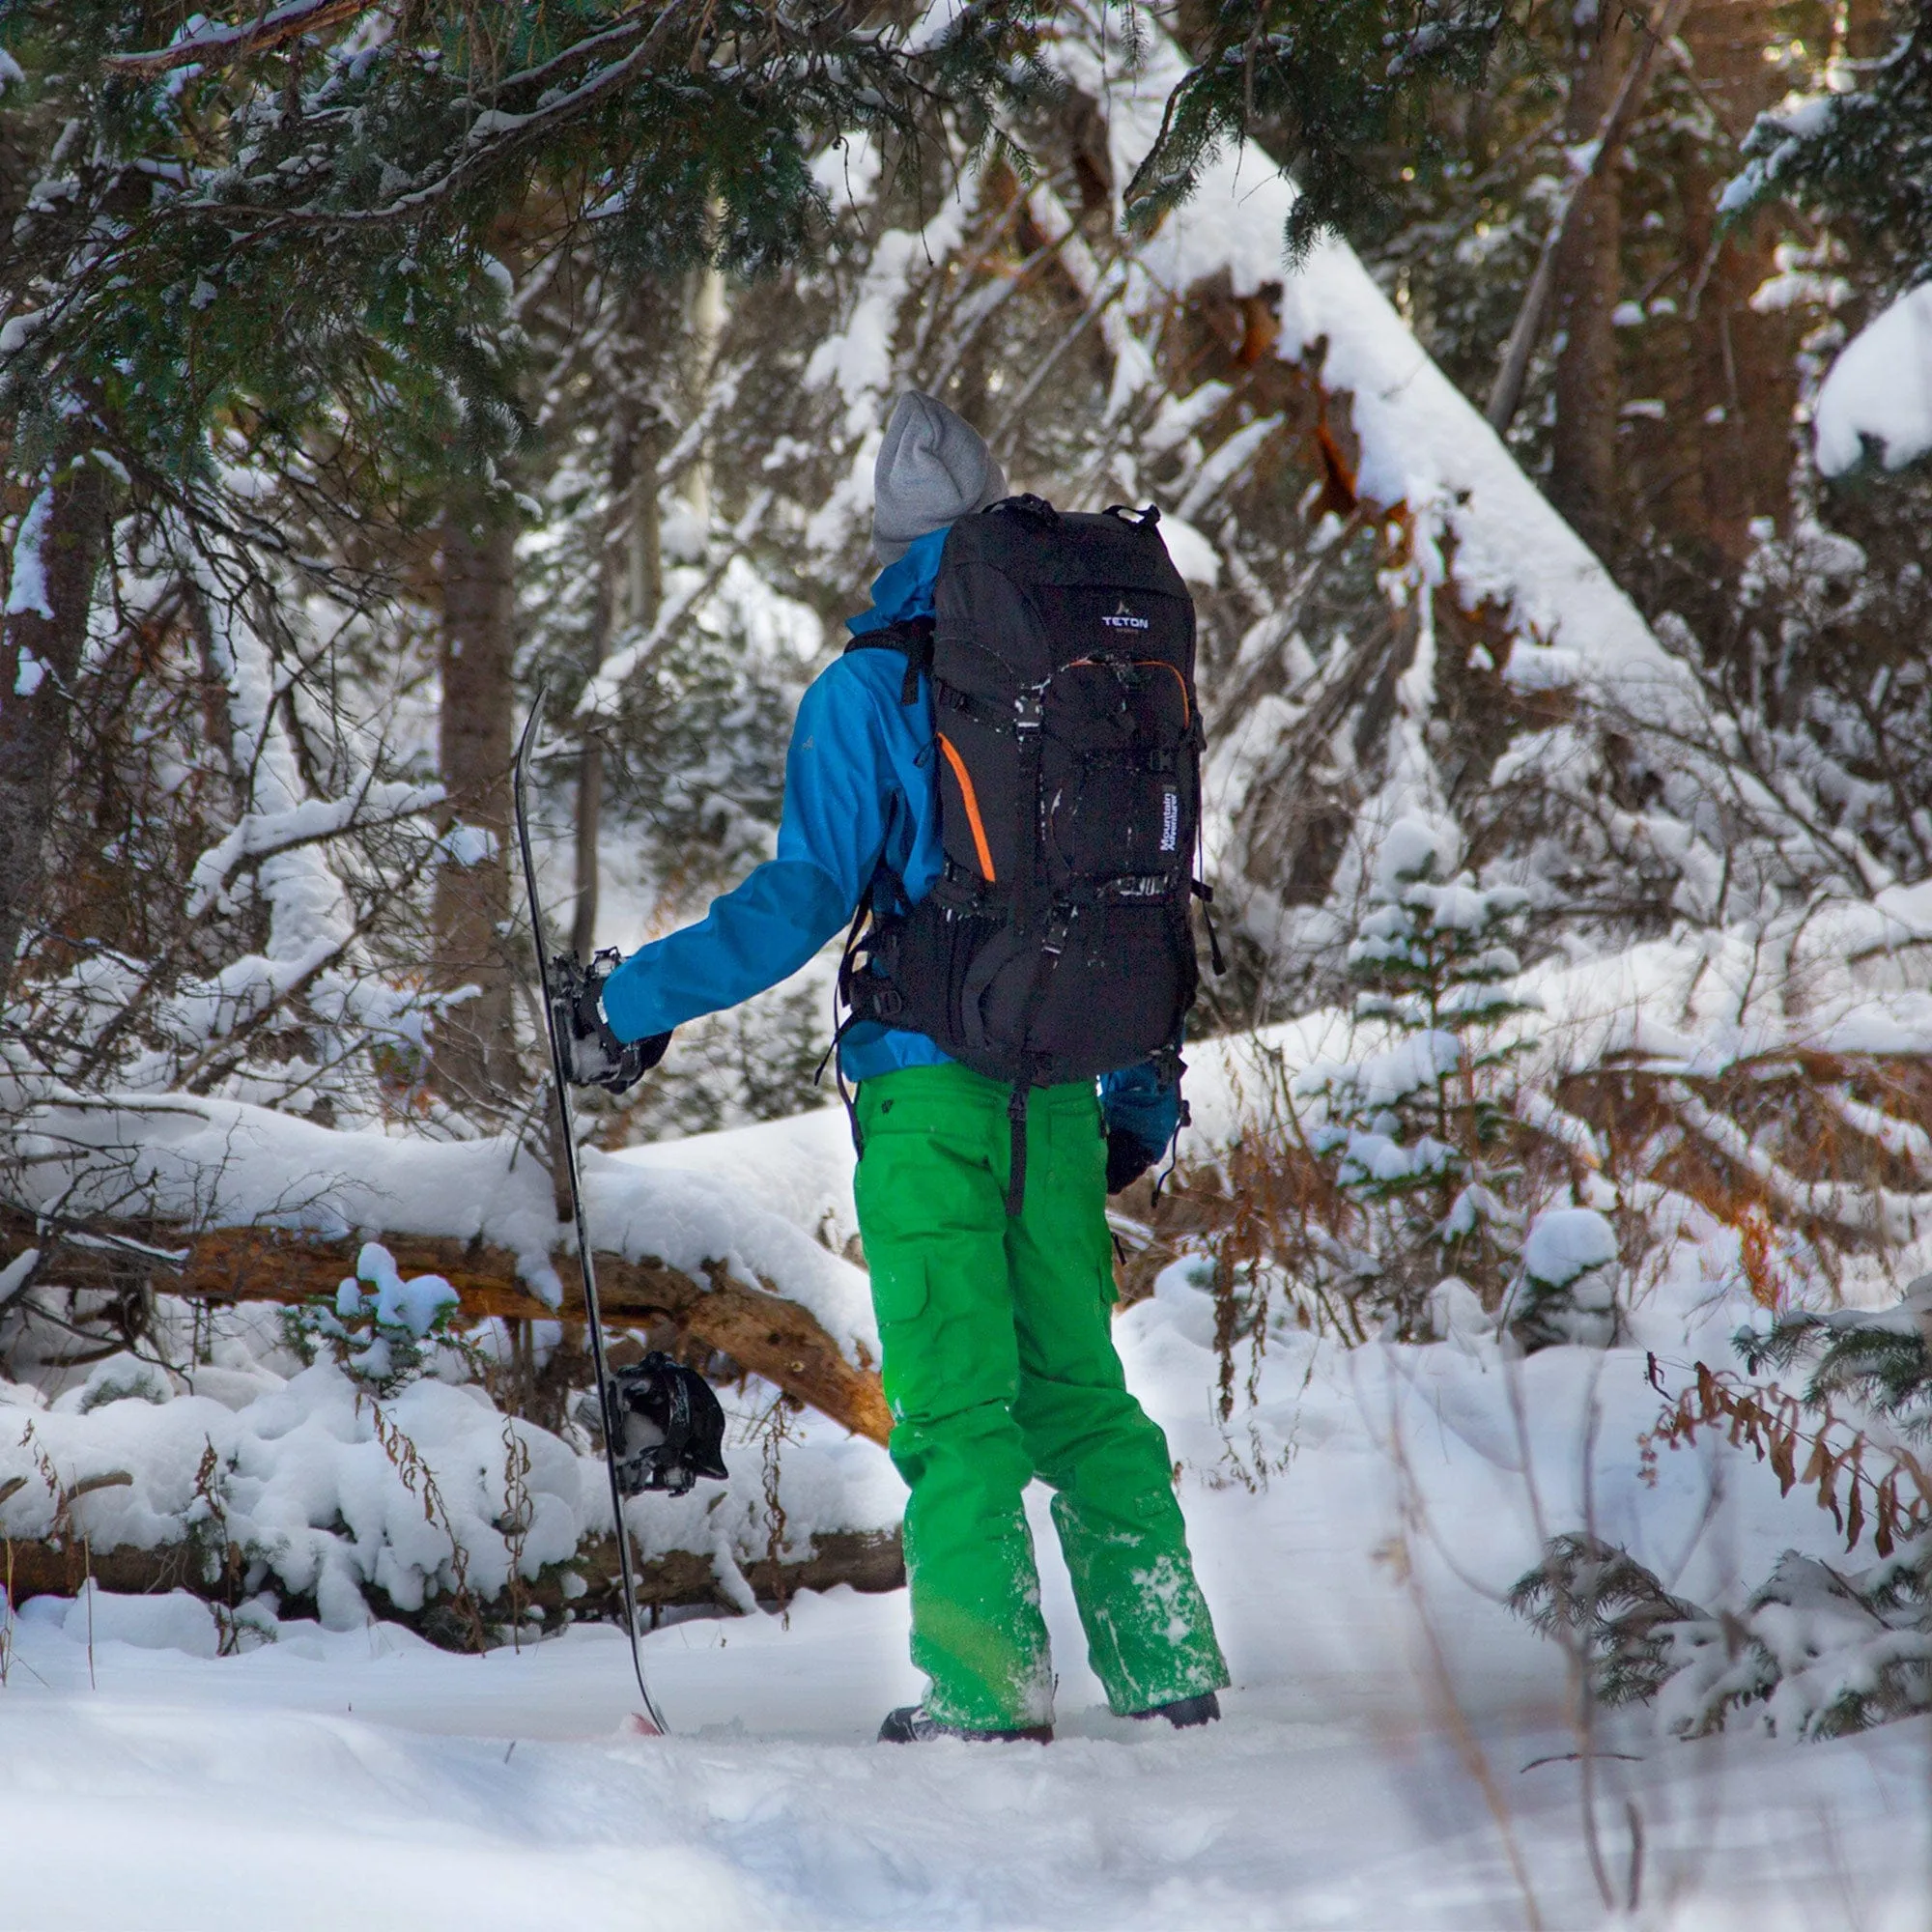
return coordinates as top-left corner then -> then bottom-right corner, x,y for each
3,1206 -> 894,1445
0,455 -> 110,1009
1486,0 -> 1689,441
1679,0 -> 1800,570
573,403 -> 661,961
1548,3 -> 1631,563
431,492 -> 519,1106
570,739 -> 604,962
0,1521 -> 903,1634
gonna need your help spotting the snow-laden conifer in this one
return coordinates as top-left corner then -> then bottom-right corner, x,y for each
1293,815 -> 1542,1335
1514,1276 -> 1932,1739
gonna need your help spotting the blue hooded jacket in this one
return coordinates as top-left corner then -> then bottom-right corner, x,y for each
599,526 -> 1180,1155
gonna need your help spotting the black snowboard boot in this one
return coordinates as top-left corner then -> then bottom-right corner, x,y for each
1129,1690 -> 1221,1729
878,1705 -> 1053,1745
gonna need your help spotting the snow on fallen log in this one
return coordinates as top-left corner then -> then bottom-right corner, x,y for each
1028,18 -> 1897,949
125,1223 -> 889,1446
0,1518 -> 903,1637
0,1347 -> 902,1642
1056,21 -> 1697,720
1151,899 -> 1932,1324
6,1087 -> 890,1443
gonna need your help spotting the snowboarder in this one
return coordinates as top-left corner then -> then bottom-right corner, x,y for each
566,391 -> 1230,1743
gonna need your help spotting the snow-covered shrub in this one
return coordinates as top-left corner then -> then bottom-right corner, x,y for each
1514,1278 -> 1932,1740
1513,1524 -> 1932,1741
1517,1526 -> 1932,1743
1504,1206 -> 1623,1350
1507,1531 -> 1706,1708
1292,819 -> 1542,1335
1143,830 -> 1635,1365
282,1242 -> 464,1399
1738,1276 -> 1932,1446
1658,1538 -> 1932,1741
3,536 -> 455,1125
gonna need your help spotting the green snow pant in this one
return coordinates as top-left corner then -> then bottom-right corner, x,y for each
854,1061 -> 1230,1732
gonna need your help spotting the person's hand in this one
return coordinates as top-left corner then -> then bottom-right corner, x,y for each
1105,1127 -> 1158,1196
558,952 -> 669,1094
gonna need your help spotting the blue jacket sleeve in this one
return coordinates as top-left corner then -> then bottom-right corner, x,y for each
599,662 -> 895,1042
1098,1059 -> 1182,1158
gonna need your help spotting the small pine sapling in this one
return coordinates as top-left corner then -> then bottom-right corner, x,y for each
282,1241 -> 464,1398
1738,1275 -> 1932,1448
1511,1526 -> 1932,1741
1506,1208 -> 1624,1351
1663,1542 -> 1931,1740
1507,1531 -> 1706,1709
1296,823 -> 1539,1334
1511,1277 -> 1932,1739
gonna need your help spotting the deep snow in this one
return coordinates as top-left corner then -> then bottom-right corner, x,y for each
5,1597 -> 1924,1932
5,1263 -> 1928,1930
9,921 -> 1932,1932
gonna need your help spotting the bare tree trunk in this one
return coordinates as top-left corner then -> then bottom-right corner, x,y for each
571,742 -> 605,963
1486,0 -> 1689,440
625,416 -> 665,640
0,456 -> 110,1008
1548,3 -> 1630,564
431,492 -> 518,1107
1680,0 -> 1799,570
684,247 -> 725,531
572,401 -> 661,961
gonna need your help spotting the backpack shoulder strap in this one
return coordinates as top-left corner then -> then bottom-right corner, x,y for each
842,616 -> 934,705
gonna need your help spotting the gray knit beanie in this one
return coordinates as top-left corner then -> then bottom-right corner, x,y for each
871,390 -> 1008,564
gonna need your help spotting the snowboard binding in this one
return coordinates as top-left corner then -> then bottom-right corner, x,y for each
598,1351 -> 728,1498
550,946 -> 665,1094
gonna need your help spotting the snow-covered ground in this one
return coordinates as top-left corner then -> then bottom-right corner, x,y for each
7,1597 -> 1923,1931
6,1264 -> 1927,1930
9,916 -> 1931,1929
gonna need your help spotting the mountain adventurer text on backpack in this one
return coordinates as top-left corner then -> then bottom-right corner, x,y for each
838,494 -> 1213,1205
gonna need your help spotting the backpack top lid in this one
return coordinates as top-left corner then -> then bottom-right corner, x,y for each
933,501 -> 1195,692
940,500 -> 1188,590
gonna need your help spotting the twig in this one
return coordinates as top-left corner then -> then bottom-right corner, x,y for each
102,0 -> 376,75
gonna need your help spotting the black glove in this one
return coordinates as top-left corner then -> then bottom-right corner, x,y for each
556,949 -> 669,1094
1105,1127 -> 1158,1196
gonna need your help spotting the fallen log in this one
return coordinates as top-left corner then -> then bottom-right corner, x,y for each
2,1211 -> 891,1446
1,1524 -> 905,1644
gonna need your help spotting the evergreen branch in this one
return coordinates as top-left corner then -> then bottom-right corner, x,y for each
185,9 -> 709,232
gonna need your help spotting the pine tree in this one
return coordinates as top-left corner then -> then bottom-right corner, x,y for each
1740,1277 -> 1932,1449
1127,0 -> 1518,259
1512,1277 -> 1932,1740
0,0 -> 1058,1005
1725,1 -> 1932,298
1513,1527 -> 1932,1740
1296,819 -> 1538,1334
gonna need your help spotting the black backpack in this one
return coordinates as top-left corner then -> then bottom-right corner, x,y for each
839,497 -> 1213,1203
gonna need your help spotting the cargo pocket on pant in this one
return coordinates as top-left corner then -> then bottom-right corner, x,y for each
869,1252 -> 930,1327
